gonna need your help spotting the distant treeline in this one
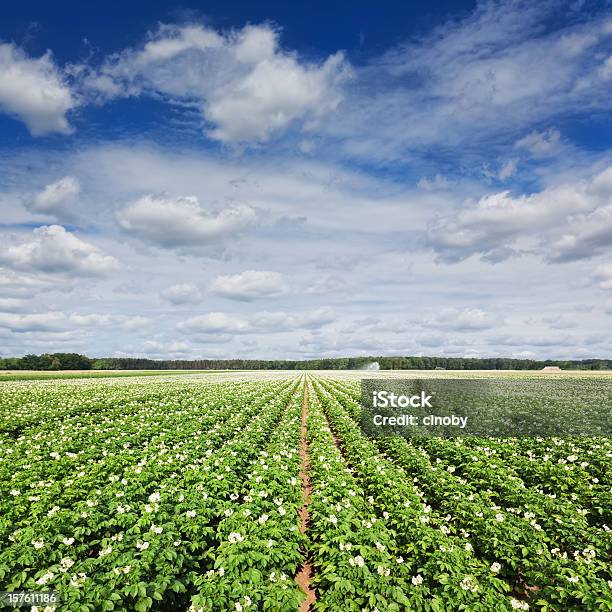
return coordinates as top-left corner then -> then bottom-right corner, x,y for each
0,353 -> 610,371
0,353 -> 92,371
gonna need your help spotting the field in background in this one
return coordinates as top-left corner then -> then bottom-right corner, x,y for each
0,371 -> 610,611
2,368 -> 610,383
0,370 -> 227,382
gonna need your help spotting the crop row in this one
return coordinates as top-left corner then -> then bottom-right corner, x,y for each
0,378 -> 299,611
310,380 -> 516,611
188,384 -> 306,611
1,380 -> 265,532
317,378 -> 612,611
324,379 -> 611,534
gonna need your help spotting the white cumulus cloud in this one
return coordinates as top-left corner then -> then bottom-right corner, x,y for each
160,283 -> 202,304
0,43 -> 75,135
28,176 -> 81,215
83,23 -> 350,143
428,166 -> 612,263
177,312 -> 249,334
116,194 -> 256,248
177,307 -> 335,335
0,225 -> 119,276
210,270 -> 286,301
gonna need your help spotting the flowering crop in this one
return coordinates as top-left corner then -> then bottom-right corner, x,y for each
0,373 -> 610,611
315,377 -> 612,611
0,377 -> 299,610
188,387 -> 306,611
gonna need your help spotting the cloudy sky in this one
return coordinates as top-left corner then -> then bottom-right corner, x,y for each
0,0 -> 611,361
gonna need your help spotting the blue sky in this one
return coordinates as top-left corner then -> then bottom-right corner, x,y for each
0,0 -> 611,360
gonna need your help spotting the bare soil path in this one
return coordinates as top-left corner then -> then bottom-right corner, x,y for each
295,378 -> 316,611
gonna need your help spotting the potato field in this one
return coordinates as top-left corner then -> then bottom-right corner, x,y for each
0,372 -> 610,611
